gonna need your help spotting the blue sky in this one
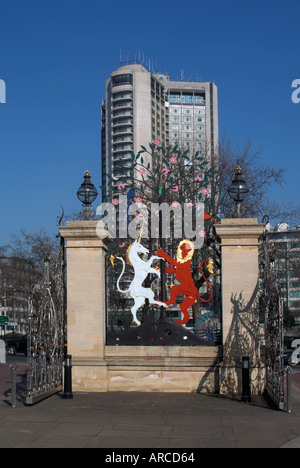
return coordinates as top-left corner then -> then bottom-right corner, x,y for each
0,0 -> 299,245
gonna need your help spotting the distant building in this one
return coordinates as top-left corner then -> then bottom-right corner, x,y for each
101,62 -> 218,200
266,224 -> 300,328
0,256 -> 33,335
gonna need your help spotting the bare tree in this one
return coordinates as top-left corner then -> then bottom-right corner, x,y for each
7,228 -> 59,278
216,136 -> 289,221
0,229 -> 60,333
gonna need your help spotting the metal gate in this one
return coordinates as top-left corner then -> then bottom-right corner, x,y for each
24,237 -> 66,405
260,230 -> 291,412
264,285 -> 287,410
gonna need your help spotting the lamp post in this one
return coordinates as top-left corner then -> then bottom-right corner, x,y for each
76,170 -> 98,220
228,167 -> 249,218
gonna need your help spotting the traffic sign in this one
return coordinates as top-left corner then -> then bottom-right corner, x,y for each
0,316 -> 8,326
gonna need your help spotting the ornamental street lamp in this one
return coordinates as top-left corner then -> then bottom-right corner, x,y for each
228,167 -> 249,217
76,170 -> 98,220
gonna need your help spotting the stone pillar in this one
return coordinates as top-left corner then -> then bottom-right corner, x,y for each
215,218 -> 265,395
59,221 -> 112,392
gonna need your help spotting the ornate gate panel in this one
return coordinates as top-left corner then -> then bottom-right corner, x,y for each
106,238 -> 221,347
25,239 -> 65,405
261,230 -> 290,411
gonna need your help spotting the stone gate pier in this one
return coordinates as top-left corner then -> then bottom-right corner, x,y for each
59,218 -> 265,395
215,219 -> 265,395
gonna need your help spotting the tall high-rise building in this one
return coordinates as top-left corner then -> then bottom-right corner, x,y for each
101,63 -> 218,199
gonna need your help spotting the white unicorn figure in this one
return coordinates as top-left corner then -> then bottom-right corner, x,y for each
115,240 -> 164,326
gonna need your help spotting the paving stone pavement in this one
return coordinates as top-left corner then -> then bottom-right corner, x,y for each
1,364 -> 300,449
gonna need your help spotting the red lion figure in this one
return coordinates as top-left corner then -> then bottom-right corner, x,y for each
157,240 -> 213,325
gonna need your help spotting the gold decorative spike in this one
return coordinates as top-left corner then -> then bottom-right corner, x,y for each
207,260 -> 215,275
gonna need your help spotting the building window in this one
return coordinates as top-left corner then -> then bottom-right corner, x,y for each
169,94 -> 181,103
112,74 -> 133,87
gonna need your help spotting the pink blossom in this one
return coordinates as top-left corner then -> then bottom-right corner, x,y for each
199,230 -> 206,238
112,198 -> 119,206
119,242 -> 125,248
118,183 -> 125,190
135,197 -> 142,203
202,188 -> 209,195
154,138 -> 161,146
186,202 -> 193,207
139,168 -> 146,174
172,185 -> 179,192
194,176 -> 202,182
170,156 -> 177,164
162,168 -> 168,175
172,201 -> 179,207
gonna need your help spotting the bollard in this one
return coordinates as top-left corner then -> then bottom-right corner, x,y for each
10,365 -> 18,408
63,354 -> 73,399
241,356 -> 251,403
